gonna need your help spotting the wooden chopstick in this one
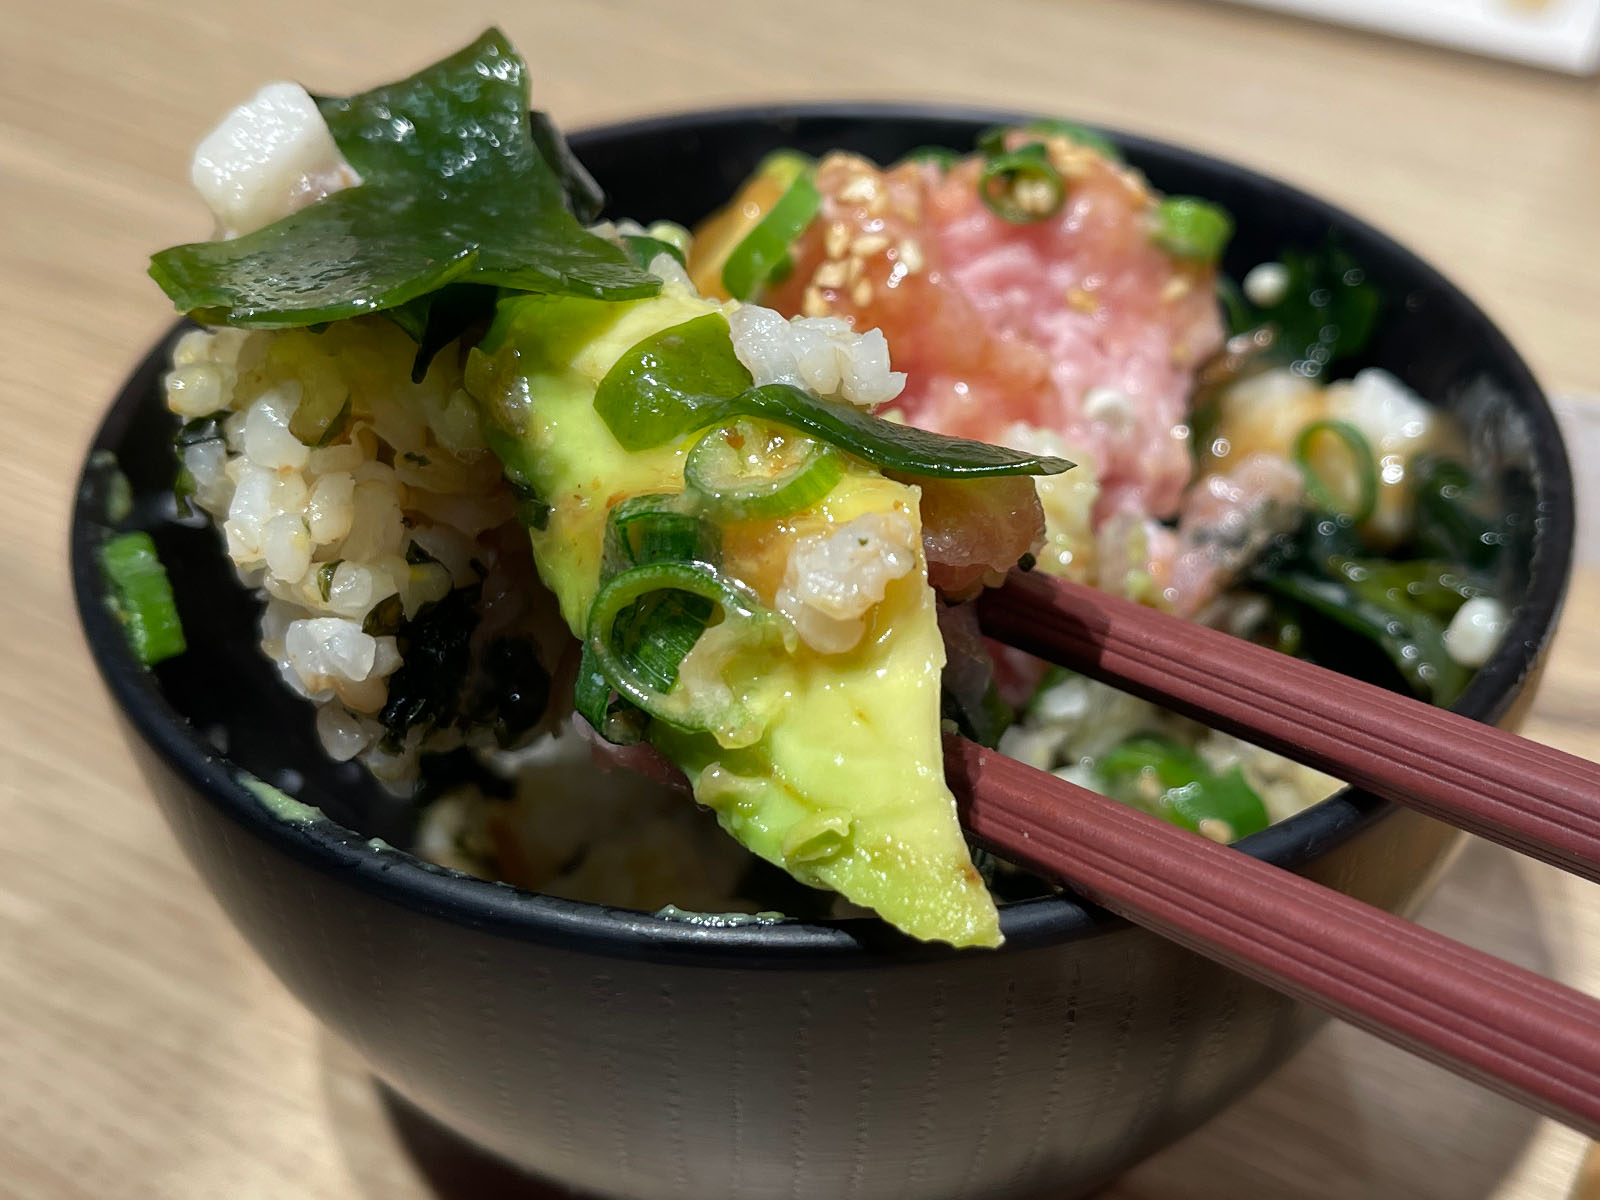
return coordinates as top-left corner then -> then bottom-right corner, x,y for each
978,568 -> 1600,883
943,736 -> 1600,1138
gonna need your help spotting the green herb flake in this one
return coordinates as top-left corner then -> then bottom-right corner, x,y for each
362,594 -> 404,637
148,29 -> 658,329
316,560 -> 342,602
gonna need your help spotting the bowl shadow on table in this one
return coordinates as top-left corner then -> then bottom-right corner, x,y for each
315,837 -> 1560,1200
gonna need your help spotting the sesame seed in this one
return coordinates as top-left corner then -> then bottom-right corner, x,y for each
850,234 -> 890,256
897,238 -> 925,273
1066,287 -> 1098,314
824,221 -> 851,259
838,175 -> 877,204
1160,276 -> 1192,303
1013,177 -> 1058,216
851,278 -> 873,307
846,257 -> 865,283
812,260 -> 849,289
1047,141 -> 1097,180
802,286 -> 829,318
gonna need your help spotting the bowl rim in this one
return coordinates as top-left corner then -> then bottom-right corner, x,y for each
71,100 -> 1575,966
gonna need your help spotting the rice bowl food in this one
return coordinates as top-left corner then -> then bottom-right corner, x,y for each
126,29 -> 1517,949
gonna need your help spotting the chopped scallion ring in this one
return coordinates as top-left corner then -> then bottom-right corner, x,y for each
603,493 -> 721,576
1152,196 -> 1234,264
685,419 -> 843,521
1294,419 -> 1379,524
720,165 -> 822,301
585,561 -> 783,744
978,144 -> 1065,225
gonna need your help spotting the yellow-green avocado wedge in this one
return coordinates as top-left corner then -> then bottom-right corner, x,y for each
465,287 -> 1001,948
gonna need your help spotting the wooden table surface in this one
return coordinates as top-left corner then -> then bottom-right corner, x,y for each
4,2 -> 1599,1197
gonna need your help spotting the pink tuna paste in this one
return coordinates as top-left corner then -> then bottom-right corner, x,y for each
765,136 -> 1226,526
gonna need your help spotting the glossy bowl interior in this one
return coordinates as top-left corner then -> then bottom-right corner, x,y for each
72,106 -> 1574,1199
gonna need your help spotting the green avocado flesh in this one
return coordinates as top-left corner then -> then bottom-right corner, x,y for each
465,288 -> 1001,947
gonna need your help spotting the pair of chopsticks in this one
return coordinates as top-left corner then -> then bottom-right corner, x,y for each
947,568 -> 1600,1136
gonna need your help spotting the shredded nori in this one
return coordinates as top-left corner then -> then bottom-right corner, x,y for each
379,586 -> 482,741
467,636 -> 552,749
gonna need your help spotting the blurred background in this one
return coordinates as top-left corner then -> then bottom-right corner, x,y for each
3,2 -> 1599,1197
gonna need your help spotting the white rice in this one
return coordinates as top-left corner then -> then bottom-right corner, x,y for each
165,318 -> 516,788
728,304 -> 905,409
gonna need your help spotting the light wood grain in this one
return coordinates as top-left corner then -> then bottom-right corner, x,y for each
2,3 -> 1598,1198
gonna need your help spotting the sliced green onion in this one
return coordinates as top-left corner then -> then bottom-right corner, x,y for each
611,588 -> 715,692
979,144 -> 1066,224
685,419 -> 843,520
721,166 -> 822,301
621,234 -> 687,272
602,492 -> 721,576
583,492 -> 723,744
592,311 -> 756,451
1152,196 -> 1234,264
593,312 -> 1072,477
1294,419 -> 1378,524
585,561 -> 783,744
574,641 -> 648,746
100,531 -> 186,667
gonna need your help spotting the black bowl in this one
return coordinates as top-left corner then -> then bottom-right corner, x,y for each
72,105 -> 1574,1200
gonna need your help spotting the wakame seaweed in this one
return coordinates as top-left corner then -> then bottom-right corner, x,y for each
149,29 -> 658,330
1225,241 -> 1381,379
1249,512 -> 1483,707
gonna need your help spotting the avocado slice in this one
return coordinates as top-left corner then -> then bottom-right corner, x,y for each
465,287 -> 1001,947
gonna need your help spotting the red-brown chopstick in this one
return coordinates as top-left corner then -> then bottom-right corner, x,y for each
943,737 -> 1600,1139
978,568 -> 1600,882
